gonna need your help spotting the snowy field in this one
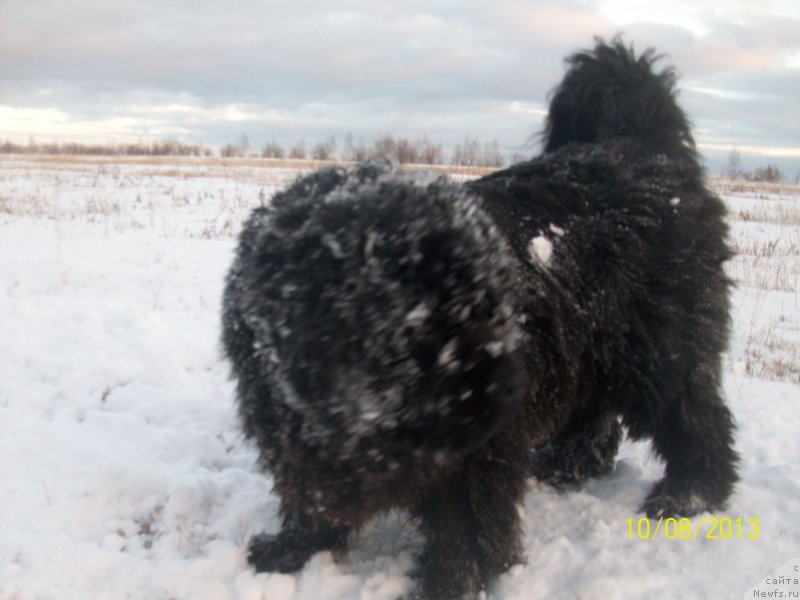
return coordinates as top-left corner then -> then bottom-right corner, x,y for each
1,156 -> 798,600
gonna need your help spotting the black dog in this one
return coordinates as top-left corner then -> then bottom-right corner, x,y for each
221,37 -> 737,599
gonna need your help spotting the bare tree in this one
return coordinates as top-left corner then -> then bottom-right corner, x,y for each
289,140 -> 307,160
752,165 -> 783,183
481,139 -> 505,168
370,133 -> 399,162
220,134 -> 250,158
415,136 -> 444,166
220,143 -> 240,158
237,134 -> 250,156
395,138 -> 419,164
261,140 -> 285,159
723,146 -> 743,180
451,136 -> 481,167
352,143 -> 368,162
311,136 -> 337,161
342,132 -> 356,162
341,133 -> 369,163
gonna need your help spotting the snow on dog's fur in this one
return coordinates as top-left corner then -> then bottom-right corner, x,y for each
221,37 -> 738,599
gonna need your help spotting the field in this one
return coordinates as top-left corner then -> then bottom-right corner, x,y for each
1,156 -> 798,599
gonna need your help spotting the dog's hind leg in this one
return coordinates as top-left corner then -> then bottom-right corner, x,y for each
531,410 -> 622,488
638,368 -> 738,518
247,510 -> 350,573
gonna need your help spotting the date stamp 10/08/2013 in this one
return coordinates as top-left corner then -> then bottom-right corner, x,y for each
626,516 -> 760,541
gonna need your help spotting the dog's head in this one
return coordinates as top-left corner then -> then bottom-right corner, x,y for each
237,162 -> 527,464
543,35 -> 696,161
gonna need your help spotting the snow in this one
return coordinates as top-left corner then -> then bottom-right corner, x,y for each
528,235 -> 554,266
405,302 -> 431,326
1,158 -> 799,600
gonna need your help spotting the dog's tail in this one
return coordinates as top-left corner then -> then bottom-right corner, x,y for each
225,162 -> 527,470
543,36 -> 696,159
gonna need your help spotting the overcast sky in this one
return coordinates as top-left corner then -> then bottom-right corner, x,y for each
1,0 -> 798,174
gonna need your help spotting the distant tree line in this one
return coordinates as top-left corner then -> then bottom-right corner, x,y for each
0,137 -> 212,157
258,132 -> 506,168
722,146 -> 789,183
2,132 -> 513,168
6,138 -> 795,179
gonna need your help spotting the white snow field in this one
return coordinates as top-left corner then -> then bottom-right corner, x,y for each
1,157 -> 798,600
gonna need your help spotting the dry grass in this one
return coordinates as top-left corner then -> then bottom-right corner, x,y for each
733,204 -> 800,226
0,153 -> 498,179
719,179 -> 799,382
711,178 -> 800,197
741,322 -> 800,383
729,237 -> 799,293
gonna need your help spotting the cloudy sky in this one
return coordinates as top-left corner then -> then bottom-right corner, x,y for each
1,0 -> 799,174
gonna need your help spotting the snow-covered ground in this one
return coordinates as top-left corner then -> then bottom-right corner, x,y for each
1,157 -> 798,600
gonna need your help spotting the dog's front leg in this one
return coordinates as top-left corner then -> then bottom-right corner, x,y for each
414,477 -> 483,600
413,446 -> 528,600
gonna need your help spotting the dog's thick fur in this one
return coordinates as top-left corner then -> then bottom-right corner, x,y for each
221,37 -> 738,599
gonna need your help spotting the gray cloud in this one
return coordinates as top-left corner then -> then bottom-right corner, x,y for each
1,0 -> 798,174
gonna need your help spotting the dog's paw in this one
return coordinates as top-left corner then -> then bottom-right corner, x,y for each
531,420 -> 621,489
639,477 -> 718,519
531,442 -> 615,490
247,532 -> 311,573
531,444 -> 575,489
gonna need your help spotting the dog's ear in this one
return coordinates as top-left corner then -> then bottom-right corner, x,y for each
542,35 -> 696,161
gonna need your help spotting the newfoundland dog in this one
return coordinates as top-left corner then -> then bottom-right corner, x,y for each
221,37 -> 738,599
